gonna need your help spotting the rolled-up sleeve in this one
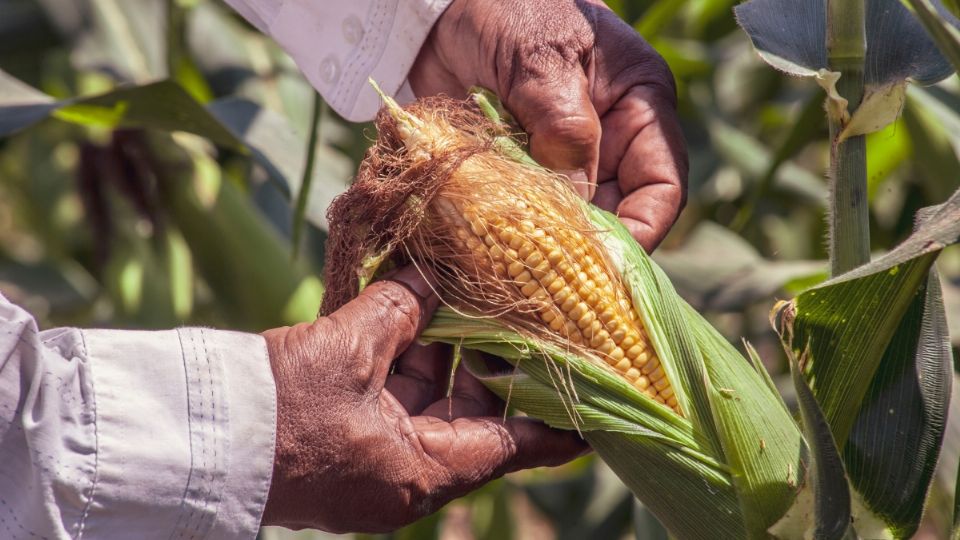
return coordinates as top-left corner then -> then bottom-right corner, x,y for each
223,0 -> 454,121
0,293 -> 276,539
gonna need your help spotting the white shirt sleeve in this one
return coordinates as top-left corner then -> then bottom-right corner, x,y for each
223,0 -> 454,121
0,292 -> 276,539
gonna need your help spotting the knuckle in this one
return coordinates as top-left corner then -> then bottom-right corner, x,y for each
499,3 -> 594,90
677,182 -> 689,212
616,53 -> 677,107
645,54 -> 678,104
542,113 -> 601,149
367,282 -> 421,338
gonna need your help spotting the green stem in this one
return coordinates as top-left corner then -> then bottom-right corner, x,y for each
827,0 -> 870,276
291,92 -> 324,260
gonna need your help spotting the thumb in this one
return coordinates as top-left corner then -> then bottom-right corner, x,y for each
326,265 -> 440,384
413,416 -> 589,493
503,66 -> 600,200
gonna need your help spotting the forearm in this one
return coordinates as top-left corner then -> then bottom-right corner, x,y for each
0,295 -> 275,539
222,0 -> 453,121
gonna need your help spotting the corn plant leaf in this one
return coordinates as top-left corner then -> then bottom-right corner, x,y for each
735,0 -> 959,85
840,199 -> 954,538
793,347 -> 852,540
0,74 -> 244,147
0,72 -> 348,231
146,132 -> 323,329
208,98 -> 352,231
904,0 -> 960,74
778,190 -> 960,535
769,345 -> 852,540
0,69 -> 59,136
843,270 -> 952,537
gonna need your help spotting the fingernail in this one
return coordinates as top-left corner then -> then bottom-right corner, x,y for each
559,169 -> 592,200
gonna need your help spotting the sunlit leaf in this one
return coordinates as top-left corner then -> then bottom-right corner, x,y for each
150,132 -> 322,329
779,191 -> 958,448
866,120 -> 911,200
207,97 -> 352,231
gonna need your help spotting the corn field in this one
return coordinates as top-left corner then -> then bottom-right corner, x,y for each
1,0 -> 960,538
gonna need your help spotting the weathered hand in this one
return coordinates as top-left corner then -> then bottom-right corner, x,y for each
260,266 -> 586,533
410,0 -> 688,251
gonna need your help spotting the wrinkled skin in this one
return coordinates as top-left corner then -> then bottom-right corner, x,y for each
261,267 -> 586,532
410,0 -> 688,251
263,0 -> 688,532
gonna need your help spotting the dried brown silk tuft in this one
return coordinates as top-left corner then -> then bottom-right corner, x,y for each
321,95 -> 678,412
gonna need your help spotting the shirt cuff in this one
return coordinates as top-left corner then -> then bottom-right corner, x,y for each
268,0 -> 454,121
81,327 -> 276,539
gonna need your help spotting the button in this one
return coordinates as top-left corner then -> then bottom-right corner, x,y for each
342,15 -> 364,45
320,56 -> 340,84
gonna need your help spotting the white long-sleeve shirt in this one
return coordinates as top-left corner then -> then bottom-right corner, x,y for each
0,1 -> 451,538
224,0 -> 453,121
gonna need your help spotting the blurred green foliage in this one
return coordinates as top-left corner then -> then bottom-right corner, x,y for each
1,0 -> 958,538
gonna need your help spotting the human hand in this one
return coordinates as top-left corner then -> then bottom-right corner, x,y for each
409,0 -> 688,251
260,266 -> 586,533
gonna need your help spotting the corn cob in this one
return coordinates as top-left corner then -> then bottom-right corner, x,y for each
432,192 -> 678,412
325,85 -> 679,413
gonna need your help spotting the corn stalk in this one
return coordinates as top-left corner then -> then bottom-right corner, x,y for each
826,0 -> 870,275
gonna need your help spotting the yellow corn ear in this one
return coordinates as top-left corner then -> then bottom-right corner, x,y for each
438,198 -> 679,412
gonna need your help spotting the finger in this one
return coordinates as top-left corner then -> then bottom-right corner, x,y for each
502,58 -> 601,200
411,416 -> 589,491
384,343 -> 452,414
419,366 -> 503,420
326,265 -> 440,386
599,86 -> 687,251
591,179 -> 623,214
